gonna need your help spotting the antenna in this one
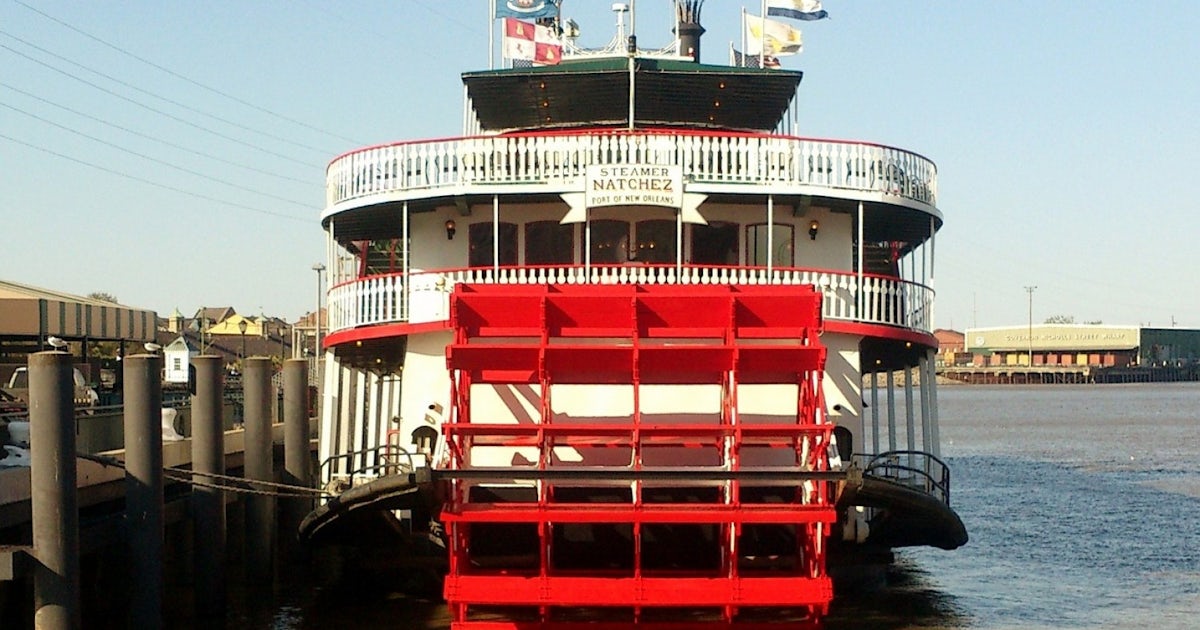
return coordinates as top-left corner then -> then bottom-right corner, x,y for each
612,3 -> 628,41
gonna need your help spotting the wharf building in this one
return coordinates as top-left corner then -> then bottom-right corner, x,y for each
940,325 -> 1200,384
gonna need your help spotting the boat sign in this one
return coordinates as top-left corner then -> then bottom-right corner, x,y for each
585,164 -> 683,208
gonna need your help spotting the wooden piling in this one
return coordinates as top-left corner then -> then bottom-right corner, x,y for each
282,359 -> 312,543
28,351 -> 80,630
190,356 -> 225,617
123,354 -> 164,629
243,357 -> 275,585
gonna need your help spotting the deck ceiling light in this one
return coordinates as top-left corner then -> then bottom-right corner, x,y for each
808,220 -> 820,240
445,219 -> 456,240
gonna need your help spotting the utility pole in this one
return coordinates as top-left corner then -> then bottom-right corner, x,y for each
1024,286 -> 1037,367
312,263 -> 326,358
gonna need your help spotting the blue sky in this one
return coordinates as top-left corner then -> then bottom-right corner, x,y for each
2,1 -> 1198,329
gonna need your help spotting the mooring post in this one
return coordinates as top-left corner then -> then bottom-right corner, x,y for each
282,358 -> 312,545
123,354 -> 164,630
243,357 -> 275,585
190,356 -> 225,617
28,351 -> 80,629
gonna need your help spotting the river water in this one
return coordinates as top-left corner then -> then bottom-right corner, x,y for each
207,383 -> 1200,629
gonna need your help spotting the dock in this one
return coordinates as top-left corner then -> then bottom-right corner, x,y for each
0,353 -> 317,629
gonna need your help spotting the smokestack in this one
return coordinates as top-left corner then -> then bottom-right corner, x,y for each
676,0 -> 706,62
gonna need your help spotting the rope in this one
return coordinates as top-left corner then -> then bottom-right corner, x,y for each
76,451 -> 333,498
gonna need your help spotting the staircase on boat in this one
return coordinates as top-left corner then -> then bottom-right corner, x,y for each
439,283 -> 839,627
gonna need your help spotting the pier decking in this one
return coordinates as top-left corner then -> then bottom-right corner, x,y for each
939,365 -> 1200,385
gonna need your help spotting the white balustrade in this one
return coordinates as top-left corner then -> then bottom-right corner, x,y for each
324,266 -> 933,337
326,132 -> 938,209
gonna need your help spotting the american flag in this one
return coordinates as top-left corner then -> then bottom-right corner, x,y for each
731,47 -> 781,69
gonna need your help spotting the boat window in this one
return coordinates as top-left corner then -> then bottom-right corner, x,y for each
634,220 -> 676,264
746,224 -> 794,267
690,221 -> 739,265
524,221 -> 575,265
468,222 -> 518,267
589,220 -> 630,263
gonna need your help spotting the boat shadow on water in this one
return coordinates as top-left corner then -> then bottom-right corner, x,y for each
825,557 -> 971,630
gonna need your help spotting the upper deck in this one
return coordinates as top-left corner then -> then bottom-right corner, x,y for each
318,52 -> 944,356
323,129 -> 939,223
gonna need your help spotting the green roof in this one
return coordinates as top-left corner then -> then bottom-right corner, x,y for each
463,56 -> 803,132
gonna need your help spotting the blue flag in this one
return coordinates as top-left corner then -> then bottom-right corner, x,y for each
495,0 -> 559,20
766,0 -> 829,21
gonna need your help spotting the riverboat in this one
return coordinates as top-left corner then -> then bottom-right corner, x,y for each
303,3 -> 966,627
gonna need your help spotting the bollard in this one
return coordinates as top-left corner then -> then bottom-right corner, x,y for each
29,351 -> 80,629
282,359 -> 312,548
190,356 -> 225,617
242,357 -> 275,585
123,354 -> 164,630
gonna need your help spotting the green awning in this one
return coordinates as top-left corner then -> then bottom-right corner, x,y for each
463,57 -> 802,132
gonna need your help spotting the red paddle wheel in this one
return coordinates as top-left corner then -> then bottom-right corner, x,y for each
439,283 -> 837,628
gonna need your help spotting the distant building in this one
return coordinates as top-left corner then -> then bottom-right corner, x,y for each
0,278 -> 156,386
933,329 -> 965,366
964,325 -> 1200,368
934,329 -> 964,352
155,307 -> 295,376
163,335 -> 196,383
166,307 -> 186,333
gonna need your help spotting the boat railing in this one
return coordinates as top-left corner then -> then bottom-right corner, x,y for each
327,264 -> 933,335
861,450 -> 952,506
318,444 -> 418,492
325,132 -> 937,210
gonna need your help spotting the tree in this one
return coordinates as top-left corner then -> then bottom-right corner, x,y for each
88,291 -> 119,304
1043,315 -> 1075,324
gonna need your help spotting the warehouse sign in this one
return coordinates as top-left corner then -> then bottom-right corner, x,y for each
585,165 -> 683,208
968,325 -> 1139,352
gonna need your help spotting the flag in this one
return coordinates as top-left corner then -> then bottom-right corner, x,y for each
731,47 -> 781,69
503,18 -> 562,66
495,0 -> 559,20
745,14 -> 803,56
766,0 -> 829,21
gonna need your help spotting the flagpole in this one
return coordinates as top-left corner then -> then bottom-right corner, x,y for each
630,0 -> 636,44
760,0 -> 766,67
740,7 -> 746,64
488,0 -> 495,69
628,0 -> 637,130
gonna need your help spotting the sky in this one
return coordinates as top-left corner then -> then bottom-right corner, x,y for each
2,1 -> 1198,330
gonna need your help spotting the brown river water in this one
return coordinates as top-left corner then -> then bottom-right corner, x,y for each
171,383 -> 1200,629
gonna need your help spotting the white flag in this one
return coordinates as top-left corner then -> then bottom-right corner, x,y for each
745,14 -> 803,56
767,0 -> 829,21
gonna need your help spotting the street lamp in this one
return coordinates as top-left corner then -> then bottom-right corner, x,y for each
312,263 -> 326,357
1024,286 -> 1037,367
238,318 -> 248,362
